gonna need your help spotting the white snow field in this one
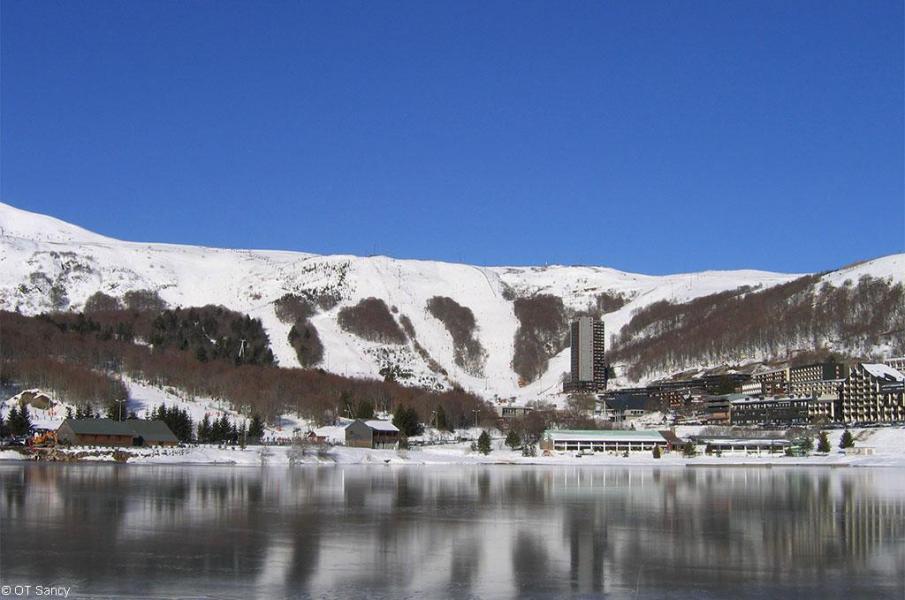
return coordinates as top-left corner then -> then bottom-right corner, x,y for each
2,426 -> 904,468
4,202 -> 901,402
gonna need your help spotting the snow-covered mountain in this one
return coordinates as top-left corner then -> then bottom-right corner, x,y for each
1,201 -> 902,400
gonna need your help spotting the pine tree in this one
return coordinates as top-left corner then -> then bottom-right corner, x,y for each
18,405 -> 32,436
800,436 -> 814,454
6,407 -> 20,436
477,430 -> 492,455
840,429 -> 854,449
505,429 -> 521,450
392,405 -> 423,437
435,404 -> 451,432
248,414 -> 265,440
198,415 -> 212,443
817,431 -> 831,453
682,441 -> 697,458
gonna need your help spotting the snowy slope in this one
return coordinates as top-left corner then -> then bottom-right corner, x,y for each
1,201 -> 901,401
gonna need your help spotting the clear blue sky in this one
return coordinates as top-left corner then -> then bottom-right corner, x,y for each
1,1 -> 902,274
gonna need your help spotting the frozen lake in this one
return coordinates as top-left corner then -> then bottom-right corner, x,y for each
1,464 -> 904,599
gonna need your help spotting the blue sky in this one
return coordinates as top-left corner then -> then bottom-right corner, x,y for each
1,1 -> 902,274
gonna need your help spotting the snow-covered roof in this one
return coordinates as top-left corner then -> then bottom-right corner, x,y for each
544,430 -> 665,443
364,419 -> 399,432
862,363 -> 905,382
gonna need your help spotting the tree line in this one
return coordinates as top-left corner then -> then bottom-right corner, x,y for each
1,307 -> 495,430
609,274 -> 905,381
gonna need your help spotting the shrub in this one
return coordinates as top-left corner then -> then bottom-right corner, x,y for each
337,298 -> 406,344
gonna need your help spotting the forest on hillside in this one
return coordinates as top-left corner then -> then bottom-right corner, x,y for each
608,274 -> 905,381
0,302 -> 494,428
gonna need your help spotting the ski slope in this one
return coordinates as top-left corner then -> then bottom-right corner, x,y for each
1,201 -> 902,401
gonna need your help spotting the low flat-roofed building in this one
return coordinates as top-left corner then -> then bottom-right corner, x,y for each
541,429 -> 667,453
500,405 -> 534,418
729,396 -> 809,427
694,436 -> 790,455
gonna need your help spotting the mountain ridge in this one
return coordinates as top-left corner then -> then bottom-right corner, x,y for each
1,201 -> 901,400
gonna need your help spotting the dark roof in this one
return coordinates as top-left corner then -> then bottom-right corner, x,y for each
605,393 -> 650,411
61,419 -> 134,436
59,418 -> 177,442
129,420 -> 179,443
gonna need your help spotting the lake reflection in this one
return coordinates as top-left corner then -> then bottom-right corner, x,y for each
2,464 -> 904,599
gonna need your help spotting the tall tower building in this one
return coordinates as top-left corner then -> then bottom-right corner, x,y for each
565,316 -> 607,392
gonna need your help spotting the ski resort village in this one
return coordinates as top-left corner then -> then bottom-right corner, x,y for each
1,202 -> 904,466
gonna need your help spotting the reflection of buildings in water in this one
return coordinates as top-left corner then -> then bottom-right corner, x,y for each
2,465 -> 905,598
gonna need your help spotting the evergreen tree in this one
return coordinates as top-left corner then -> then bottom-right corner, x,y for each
840,429 -> 854,449
435,404 -> 452,432
6,407 -> 20,436
198,415 -> 212,443
18,405 -> 32,436
799,436 -> 814,454
0,410 -> 9,438
217,415 -> 231,443
505,429 -> 521,450
652,445 -> 661,459
682,441 -> 697,458
354,400 -> 375,420
817,431 -> 831,453
392,405 -> 423,437
248,414 -> 265,441
477,430 -> 492,455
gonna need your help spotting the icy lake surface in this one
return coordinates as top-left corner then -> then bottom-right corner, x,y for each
1,464 -> 904,599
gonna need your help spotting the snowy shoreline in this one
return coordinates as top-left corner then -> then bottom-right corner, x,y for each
2,442 -> 903,468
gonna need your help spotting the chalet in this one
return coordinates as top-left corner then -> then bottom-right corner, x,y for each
56,419 -> 178,447
345,419 -> 400,449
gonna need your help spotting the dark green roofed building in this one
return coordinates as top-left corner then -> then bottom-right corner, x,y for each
56,418 -> 178,447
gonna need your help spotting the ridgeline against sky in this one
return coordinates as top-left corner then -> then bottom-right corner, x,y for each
1,1 -> 902,274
